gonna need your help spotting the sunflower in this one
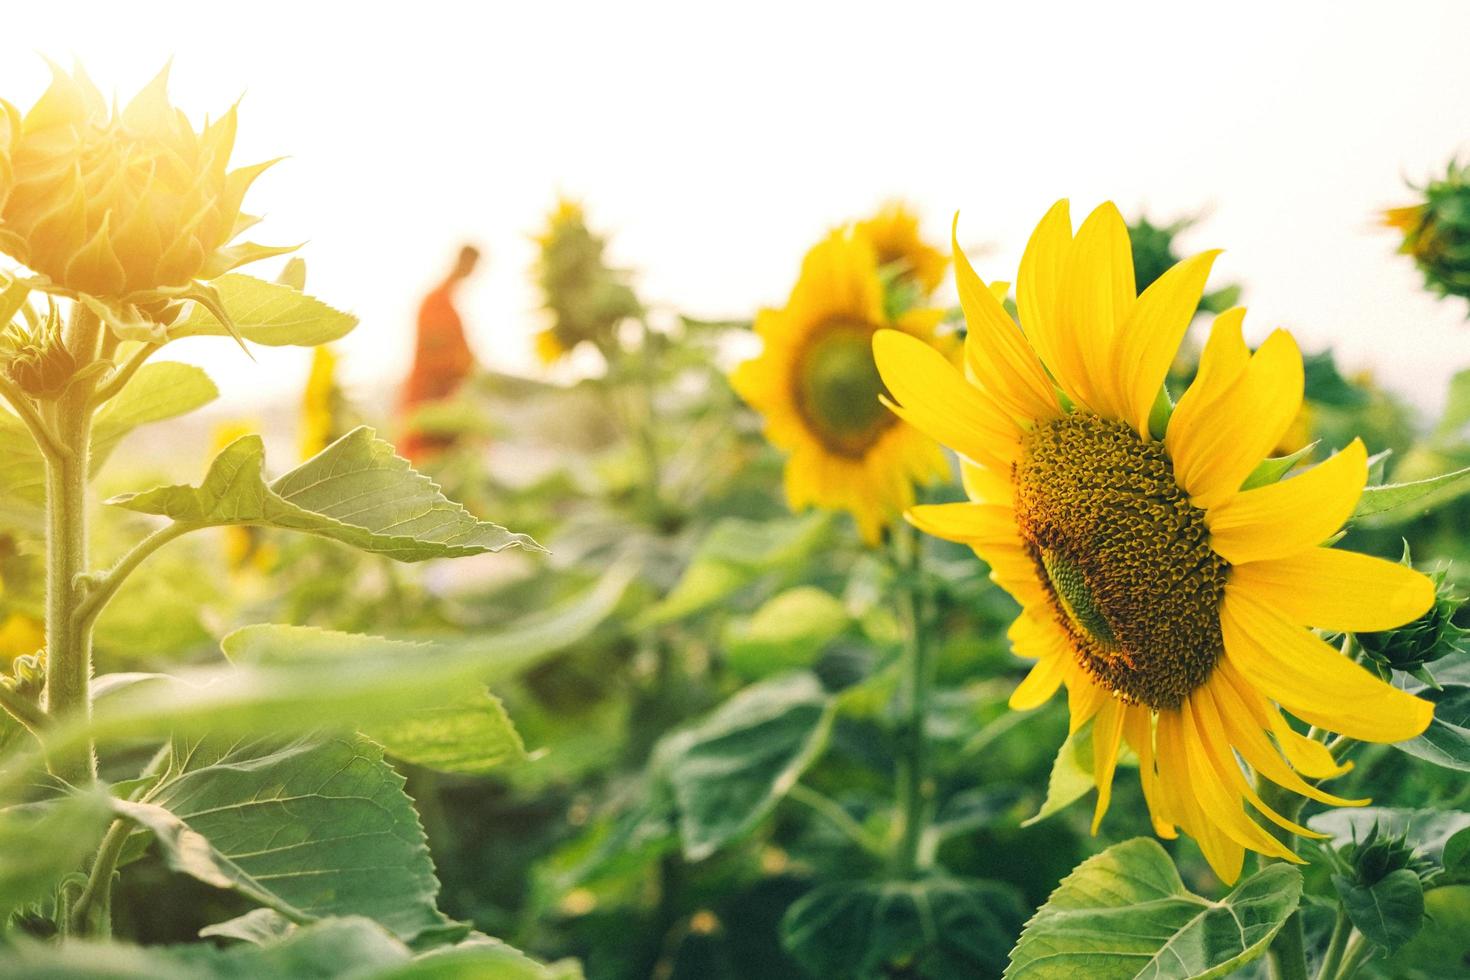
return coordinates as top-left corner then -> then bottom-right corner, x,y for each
872,200 -> 1435,882
855,201 -> 948,295
732,228 -> 955,544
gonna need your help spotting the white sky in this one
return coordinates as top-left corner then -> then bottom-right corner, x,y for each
4,1 -> 1469,419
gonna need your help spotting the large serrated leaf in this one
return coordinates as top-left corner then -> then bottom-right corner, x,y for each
223,627 -> 526,774
1003,837 -> 1302,979
666,672 -> 834,861
781,876 -> 1026,979
109,427 -> 539,561
170,273 -> 358,347
137,733 -> 457,942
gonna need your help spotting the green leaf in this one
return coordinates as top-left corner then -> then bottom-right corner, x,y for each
1444,826 -> 1470,880
1380,884 -> 1470,980
0,916 -> 576,980
0,793 -> 114,920
1004,837 -> 1303,979
109,427 -> 540,561
1433,367 -> 1470,443
0,361 -> 217,511
134,733 -> 458,942
1353,465 -> 1470,527
666,672 -> 835,861
641,512 -> 832,625
723,586 -> 850,680
781,876 -> 1026,980
224,627 -> 526,774
1393,685 -> 1470,771
170,273 -> 358,347
1021,720 -> 1095,827
8,565 -> 634,804
1240,441 -> 1318,490
1332,868 -> 1425,951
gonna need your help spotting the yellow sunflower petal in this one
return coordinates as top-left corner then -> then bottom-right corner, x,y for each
1221,588 -> 1435,742
1118,249 -> 1220,437
1067,668 -> 1111,734
953,215 -> 1061,425
1058,202 -> 1135,419
1090,697 -> 1126,834
1208,439 -> 1367,564
1017,200 -> 1089,404
960,459 -> 1014,506
1214,657 -> 1352,781
907,502 -> 1019,547
1206,672 -> 1364,808
1157,708 -> 1245,883
873,329 -> 1020,469
1169,328 -> 1304,510
1164,308 -> 1249,454
1191,689 -> 1326,840
1176,699 -> 1301,861
1231,548 -> 1433,634
1123,705 -> 1176,838
1010,653 -> 1068,710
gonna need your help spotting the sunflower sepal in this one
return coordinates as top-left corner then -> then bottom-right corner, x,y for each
1239,441 -> 1320,491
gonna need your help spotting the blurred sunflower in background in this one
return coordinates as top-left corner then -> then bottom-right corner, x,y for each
732,227 -> 956,544
299,344 -> 344,460
874,200 -> 1436,882
855,200 -> 949,296
1384,159 -> 1470,312
532,198 -> 641,364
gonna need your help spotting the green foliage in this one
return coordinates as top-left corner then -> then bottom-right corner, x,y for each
1353,463 -> 1470,527
665,673 -> 835,861
781,876 -> 1026,979
1004,838 -> 1302,979
1390,159 -> 1470,307
1394,684 -> 1470,770
110,427 -> 540,561
722,586 -> 850,680
0,916 -> 577,979
1021,721 -> 1097,828
0,792 -> 113,920
127,734 -> 458,941
1333,868 -> 1425,952
642,513 -> 832,625
169,274 -> 359,347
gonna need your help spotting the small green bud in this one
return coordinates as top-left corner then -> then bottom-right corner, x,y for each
1358,559 -> 1468,683
1384,160 -> 1470,313
2,304 -> 75,399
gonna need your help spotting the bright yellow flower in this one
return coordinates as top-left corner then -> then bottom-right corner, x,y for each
732,228 -> 953,544
534,327 -> 567,366
0,64 -> 282,301
855,201 -> 948,294
0,612 -> 43,660
873,200 -> 1435,883
300,345 -> 339,460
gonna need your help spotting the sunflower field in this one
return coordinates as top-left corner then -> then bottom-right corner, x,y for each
2,12 -> 1470,980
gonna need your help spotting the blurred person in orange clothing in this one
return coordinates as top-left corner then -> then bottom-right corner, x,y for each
399,245 -> 482,462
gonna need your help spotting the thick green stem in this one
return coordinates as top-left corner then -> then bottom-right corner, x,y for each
1258,777 -> 1311,980
1331,933 -> 1372,979
1314,910 -> 1354,980
42,306 -> 103,784
892,524 -> 933,878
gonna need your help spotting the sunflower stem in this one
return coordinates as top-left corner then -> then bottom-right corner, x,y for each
891,522 -> 933,878
1314,909 -> 1355,980
42,304 -> 103,787
1257,775 -> 1311,980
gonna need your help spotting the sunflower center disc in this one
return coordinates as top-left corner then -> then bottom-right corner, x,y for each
1013,414 -> 1229,710
795,322 -> 894,458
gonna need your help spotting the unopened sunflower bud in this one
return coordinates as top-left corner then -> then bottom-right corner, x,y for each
3,307 -> 74,398
1385,160 -> 1470,312
1346,824 -> 1436,888
0,64 -> 281,302
1358,565 -> 1467,683
533,199 -> 640,362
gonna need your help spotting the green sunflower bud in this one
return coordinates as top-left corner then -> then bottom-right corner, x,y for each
1385,160 -> 1470,312
1357,561 -> 1468,684
1330,824 -> 1437,952
533,198 -> 641,364
3,304 -> 75,398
